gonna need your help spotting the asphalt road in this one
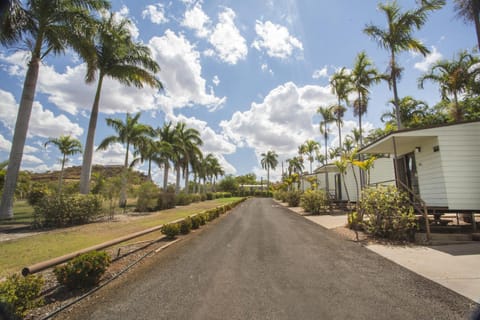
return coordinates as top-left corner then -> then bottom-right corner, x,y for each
60,198 -> 477,320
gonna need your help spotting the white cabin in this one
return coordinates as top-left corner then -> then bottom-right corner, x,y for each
359,121 -> 480,211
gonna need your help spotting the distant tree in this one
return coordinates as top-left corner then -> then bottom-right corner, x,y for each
330,67 -> 352,149
364,0 -> 445,129
218,175 -> 239,193
318,105 -> 335,193
300,140 -> 320,174
381,96 -> 430,128
261,150 -> 278,191
44,135 -> 82,193
235,173 -> 257,185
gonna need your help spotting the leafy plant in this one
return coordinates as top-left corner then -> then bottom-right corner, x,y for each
190,215 -> 201,229
27,183 -> 51,206
285,190 -> 302,207
54,251 -> 110,290
161,223 -> 180,239
360,186 -> 417,241
175,192 -> 193,206
33,193 -> 102,228
300,190 -> 329,215
157,192 -> 176,210
0,274 -> 44,319
179,217 -> 192,234
136,181 -> 160,212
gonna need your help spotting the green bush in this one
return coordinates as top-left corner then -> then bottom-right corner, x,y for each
27,183 -> 50,206
200,193 -> 207,201
285,190 -> 302,207
198,213 -> 207,225
161,223 -> 180,239
300,190 -> 329,215
190,215 -> 201,229
33,193 -> 102,228
191,193 -> 201,202
157,192 -> 176,210
179,217 -> 192,234
360,186 -> 417,241
136,181 -> 160,212
0,274 -> 44,319
54,251 -> 110,290
175,192 -> 193,206
206,192 -> 215,200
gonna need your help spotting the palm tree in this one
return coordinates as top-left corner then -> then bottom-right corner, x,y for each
454,0 -> 480,49
157,122 -> 176,191
364,0 -> 445,129
44,135 -> 82,192
79,13 -> 163,195
172,122 -> 203,194
317,105 -> 335,194
260,150 -> 278,192
97,112 -> 154,206
418,50 -> 478,122
0,0 -> 109,219
381,96 -> 429,128
131,137 -> 171,182
350,51 -> 380,147
330,67 -> 352,149
301,140 -> 320,174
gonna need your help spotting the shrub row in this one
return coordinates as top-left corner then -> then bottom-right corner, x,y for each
233,190 -> 272,198
300,190 -> 329,215
33,194 -> 103,228
273,190 -> 301,206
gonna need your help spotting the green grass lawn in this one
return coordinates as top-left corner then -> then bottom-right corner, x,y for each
0,197 -> 244,277
0,200 -> 35,225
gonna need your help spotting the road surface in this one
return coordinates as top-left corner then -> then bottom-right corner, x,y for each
60,198 -> 476,319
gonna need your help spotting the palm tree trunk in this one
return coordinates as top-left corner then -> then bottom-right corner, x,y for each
175,164 -> 181,194
59,154 -> 66,193
267,166 -> 270,192
390,52 -> 402,129
147,159 -> 152,181
324,132 -> 329,195
120,141 -> 129,207
0,57 -> 40,219
474,2 -> 480,50
358,103 -> 365,189
184,166 -> 190,194
163,162 -> 169,190
80,75 -> 104,194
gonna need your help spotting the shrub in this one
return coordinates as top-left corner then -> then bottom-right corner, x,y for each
136,181 -> 160,212
157,192 -> 176,210
198,213 -> 207,225
191,193 -> 201,203
285,191 -> 302,207
54,251 -> 110,290
27,183 -> 50,206
161,223 -> 180,239
200,193 -> 207,201
360,186 -> 417,241
300,190 -> 329,215
223,192 -> 232,198
190,215 -> 201,229
179,217 -> 192,234
33,193 -> 102,228
0,274 -> 44,319
206,192 -> 216,200
175,192 -> 193,206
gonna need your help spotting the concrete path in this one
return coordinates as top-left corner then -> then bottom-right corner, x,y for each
284,205 -> 480,304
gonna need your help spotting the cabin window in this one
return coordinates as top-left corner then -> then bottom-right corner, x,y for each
433,145 -> 440,152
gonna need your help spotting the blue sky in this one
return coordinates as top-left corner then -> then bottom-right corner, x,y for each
0,0 -> 476,184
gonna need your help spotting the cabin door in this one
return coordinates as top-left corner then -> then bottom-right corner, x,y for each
395,152 -> 420,197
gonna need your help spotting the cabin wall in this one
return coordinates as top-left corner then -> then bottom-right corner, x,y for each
437,123 -> 480,210
415,137 -> 448,207
368,157 -> 395,186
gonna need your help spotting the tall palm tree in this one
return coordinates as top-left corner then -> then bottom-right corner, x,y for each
0,0 -> 110,219
79,13 -> 162,194
130,137 -> 171,182
97,112 -> 154,206
44,135 -> 82,192
301,140 -> 320,174
418,50 -> 478,122
260,150 -> 278,192
350,51 -> 380,147
454,0 -> 480,49
317,105 -> 335,193
330,67 -> 352,149
157,122 -> 176,191
364,0 -> 445,129
172,122 -> 203,194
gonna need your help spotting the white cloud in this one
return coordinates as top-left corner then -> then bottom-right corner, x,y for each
116,5 -> 140,40
93,143 -> 125,166
414,46 -> 442,72
252,20 -> 303,59
181,2 -> 211,38
0,134 -> 11,151
22,154 -> 43,164
142,3 -> 168,24
212,75 -> 220,86
261,63 -> 273,75
208,8 -> 248,65
149,30 -> 226,110
220,82 -> 335,171
312,66 -> 328,79
0,89 -> 83,138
